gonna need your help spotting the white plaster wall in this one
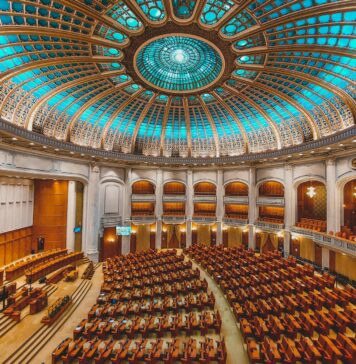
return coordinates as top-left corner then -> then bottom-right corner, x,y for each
193,170 -> 217,185
0,148 -> 90,182
223,169 -> 249,185
293,161 -> 325,185
131,169 -> 157,185
0,177 -> 33,233
256,166 -> 285,185
162,170 -> 187,184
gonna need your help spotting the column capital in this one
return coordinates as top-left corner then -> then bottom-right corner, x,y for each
326,158 -> 336,166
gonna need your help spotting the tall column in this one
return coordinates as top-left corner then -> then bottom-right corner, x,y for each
248,167 -> 256,249
284,164 -> 293,256
66,181 -> 76,252
186,170 -> 193,247
326,159 -> 336,233
322,247 -> 330,269
85,165 -> 100,261
216,170 -> 224,245
155,169 -> 163,249
156,220 -> 162,250
122,168 -> 132,255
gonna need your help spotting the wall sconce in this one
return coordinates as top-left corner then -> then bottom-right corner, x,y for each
277,231 -> 283,238
181,228 -> 186,233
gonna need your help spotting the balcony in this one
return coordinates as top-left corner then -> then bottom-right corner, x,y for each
131,214 -> 156,224
192,215 -> 216,224
255,219 -> 285,231
193,195 -> 217,203
223,216 -> 248,227
131,194 -> 156,202
162,214 -> 186,224
224,196 -> 249,204
256,196 -> 285,206
291,226 -> 356,257
163,194 -> 186,202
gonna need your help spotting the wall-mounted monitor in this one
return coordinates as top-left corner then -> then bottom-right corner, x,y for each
116,226 -> 131,236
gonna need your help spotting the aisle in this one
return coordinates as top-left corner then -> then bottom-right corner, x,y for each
186,254 -> 249,364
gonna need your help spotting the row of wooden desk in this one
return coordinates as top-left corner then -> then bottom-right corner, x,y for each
53,336 -> 226,364
25,251 -> 83,283
186,244 -> 356,364
4,249 -> 67,281
53,249 -> 227,363
74,309 -> 221,339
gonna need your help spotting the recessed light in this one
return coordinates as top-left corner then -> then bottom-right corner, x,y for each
81,153 -> 85,157
12,137 -> 17,141
29,142 -> 34,146
339,144 -> 344,147
299,153 -> 303,156
273,157 -> 278,160
70,151 -> 74,155
287,155 -> 292,158
54,148 -> 59,152
310,150 -> 315,154
353,139 -> 356,143
42,146 -> 47,149
91,155 -> 95,158
241,161 -> 245,164
326,147 -> 331,150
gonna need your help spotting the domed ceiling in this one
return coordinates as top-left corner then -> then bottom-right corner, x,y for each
0,0 -> 355,160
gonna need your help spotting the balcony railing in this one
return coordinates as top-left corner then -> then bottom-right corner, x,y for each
131,215 -> 156,224
162,215 -> 186,223
131,194 -> 156,202
192,215 -> 216,223
223,196 -> 249,204
255,220 -> 285,231
256,196 -> 285,206
193,195 -> 217,202
223,217 -> 248,226
291,226 -> 356,257
163,194 -> 186,202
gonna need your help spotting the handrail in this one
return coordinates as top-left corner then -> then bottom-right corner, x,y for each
291,226 -> 356,257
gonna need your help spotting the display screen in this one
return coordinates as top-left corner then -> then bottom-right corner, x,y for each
73,226 -> 81,233
116,226 -> 131,236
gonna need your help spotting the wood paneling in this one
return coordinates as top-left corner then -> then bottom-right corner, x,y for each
194,182 -> 216,195
329,250 -> 336,273
259,206 -> 284,219
0,226 -> 33,267
259,181 -> 284,197
164,182 -> 186,195
300,237 -> 315,261
101,227 -> 121,261
225,182 -> 248,196
132,181 -> 155,194
297,181 -> 326,221
315,244 -> 322,267
335,252 -> 356,281
227,227 -> 243,248
33,180 -> 68,251
343,179 -> 356,232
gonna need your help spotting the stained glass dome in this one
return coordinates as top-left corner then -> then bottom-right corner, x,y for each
135,35 -> 224,93
0,0 -> 355,162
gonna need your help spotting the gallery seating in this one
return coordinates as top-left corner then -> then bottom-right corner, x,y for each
185,244 -> 355,364
52,249 -> 226,364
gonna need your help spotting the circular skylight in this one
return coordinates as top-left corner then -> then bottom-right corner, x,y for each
134,35 -> 224,93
